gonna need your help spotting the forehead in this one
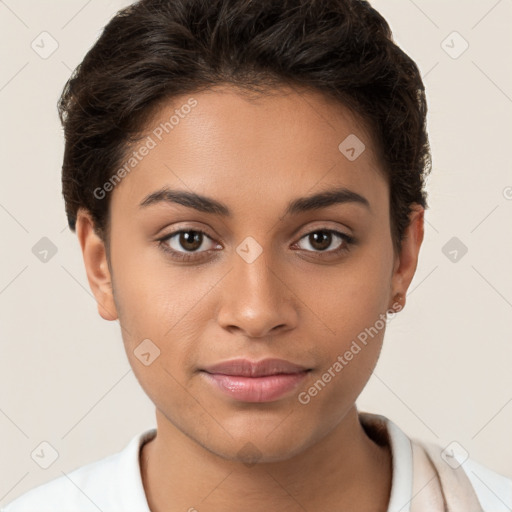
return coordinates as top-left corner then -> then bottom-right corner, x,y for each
110,84 -> 387,215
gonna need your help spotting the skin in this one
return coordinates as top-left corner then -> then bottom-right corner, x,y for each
76,84 -> 424,512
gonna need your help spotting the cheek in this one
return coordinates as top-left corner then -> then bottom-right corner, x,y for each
293,239 -> 392,389
111,245 -> 217,376
110,235 -> 185,331
300,289 -> 388,420
294,249 -> 392,338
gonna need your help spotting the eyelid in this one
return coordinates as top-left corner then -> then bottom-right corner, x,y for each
294,221 -> 353,240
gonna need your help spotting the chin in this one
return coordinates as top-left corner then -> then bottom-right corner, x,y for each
200,424 -> 316,465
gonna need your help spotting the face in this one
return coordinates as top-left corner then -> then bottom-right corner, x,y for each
78,84 -> 423,463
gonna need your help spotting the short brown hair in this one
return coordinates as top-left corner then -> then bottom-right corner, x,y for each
58,0 -> 431,255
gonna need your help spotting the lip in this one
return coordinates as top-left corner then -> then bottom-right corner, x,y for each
200,358 -> 311,403
202,358 -> 310,377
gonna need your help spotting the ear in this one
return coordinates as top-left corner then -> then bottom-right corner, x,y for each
389,204 -> 425,310
75,208 -> 118,321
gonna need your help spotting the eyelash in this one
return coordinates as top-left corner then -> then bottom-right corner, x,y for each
157,228 -> 355,263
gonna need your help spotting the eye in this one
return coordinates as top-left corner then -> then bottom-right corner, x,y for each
295,229 -> 354,255
157,227 -> 355,263
158,229 -> 220,261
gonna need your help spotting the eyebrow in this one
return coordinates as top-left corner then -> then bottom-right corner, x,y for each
139,186 -> 371,216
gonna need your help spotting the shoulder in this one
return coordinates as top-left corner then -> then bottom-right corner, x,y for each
417,438 -> 512,511
1,453 -> 119,512
462,455 -> 512,511
1,429 -> 156,512
366,412 -> 512,512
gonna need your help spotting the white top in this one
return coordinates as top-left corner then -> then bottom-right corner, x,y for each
2,413 -> 511,511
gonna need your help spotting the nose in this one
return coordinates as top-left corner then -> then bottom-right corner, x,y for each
216,246 -> 299,339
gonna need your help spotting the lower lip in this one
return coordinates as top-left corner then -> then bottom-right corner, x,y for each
201,371 -> 310,403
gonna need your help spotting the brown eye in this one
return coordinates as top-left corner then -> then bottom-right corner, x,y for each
157,226 -> 354,264
308,231 -> 333,251
177,231 -> 204,252
297,230 -> 352,253
159,229 -> 219,259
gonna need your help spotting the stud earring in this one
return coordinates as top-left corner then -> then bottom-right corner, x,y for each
390,292 -> 403,312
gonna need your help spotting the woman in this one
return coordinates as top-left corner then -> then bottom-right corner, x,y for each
3,0 -> 511,511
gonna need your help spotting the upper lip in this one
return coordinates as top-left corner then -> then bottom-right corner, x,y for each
201,358 -> 311,377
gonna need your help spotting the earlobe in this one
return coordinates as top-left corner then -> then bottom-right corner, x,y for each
389,204 -> 425,311
75,209 -> 118,321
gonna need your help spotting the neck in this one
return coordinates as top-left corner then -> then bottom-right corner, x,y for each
140,406 -> 392,512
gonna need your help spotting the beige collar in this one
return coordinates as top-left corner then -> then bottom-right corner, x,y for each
410,438 -> 483,512
359,411 -> 483,511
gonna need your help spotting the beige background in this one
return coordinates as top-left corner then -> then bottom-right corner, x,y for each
1,0 -> 511,506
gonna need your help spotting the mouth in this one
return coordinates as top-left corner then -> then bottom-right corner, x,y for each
200,358 -> 312,403
201,357 -> 311,377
